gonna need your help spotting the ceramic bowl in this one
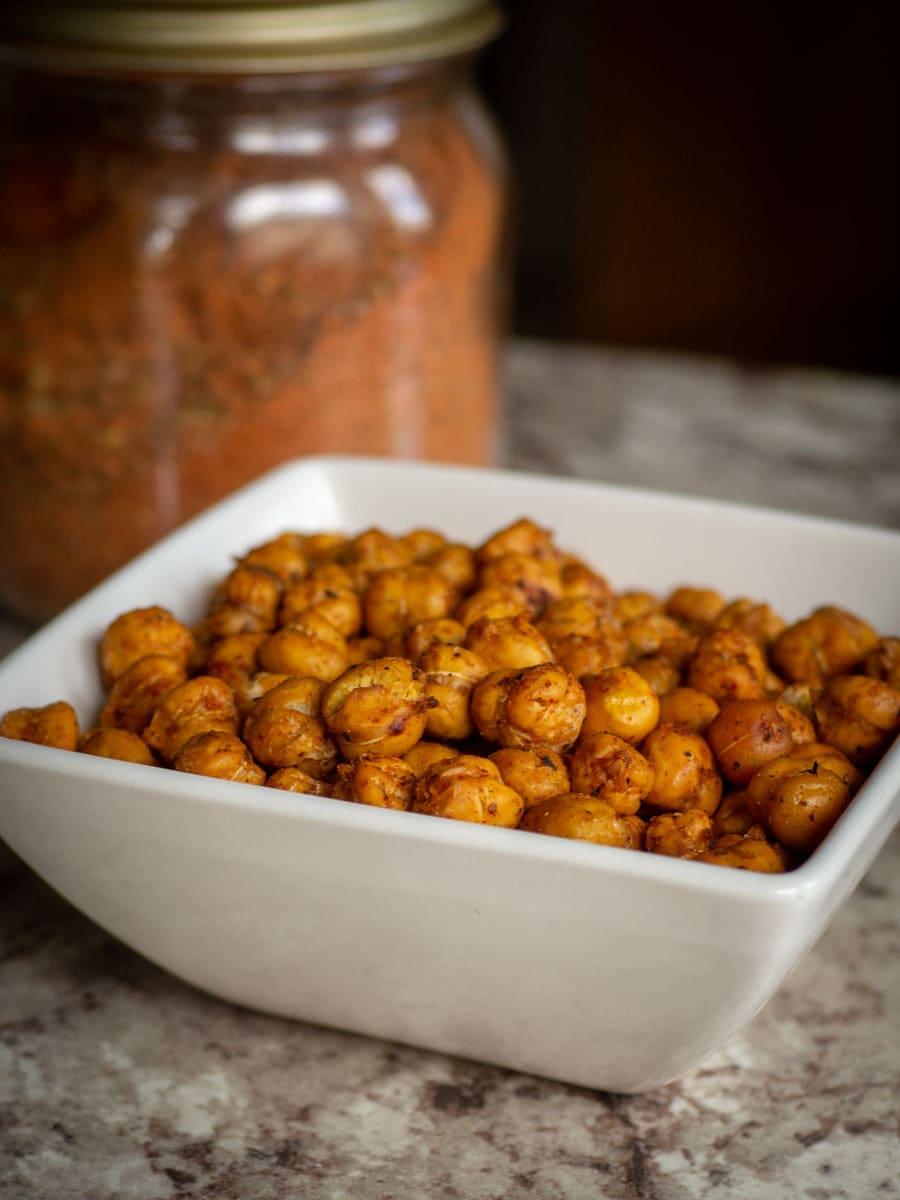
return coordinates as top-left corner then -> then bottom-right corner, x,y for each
1,456 -> 898,1093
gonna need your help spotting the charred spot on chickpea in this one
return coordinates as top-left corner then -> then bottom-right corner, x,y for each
2,518 -> 898,874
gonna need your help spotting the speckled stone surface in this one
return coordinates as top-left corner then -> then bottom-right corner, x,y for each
2,340 -> 899,1199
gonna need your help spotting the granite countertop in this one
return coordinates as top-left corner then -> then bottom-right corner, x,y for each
2,339 -> 899,1199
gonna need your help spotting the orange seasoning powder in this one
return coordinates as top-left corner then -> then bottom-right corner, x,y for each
0,60 -> 506,622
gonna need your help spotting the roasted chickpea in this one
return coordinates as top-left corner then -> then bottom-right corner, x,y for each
568,732 -> 655,815
489,746 -> 570,809
418,643 -> 489,742
537,596 -> 621,643
470,662 -> 586,752
694,834 -> 788,873
580,667 -> 660,744
242,676 -> 335,777
706,699 -> 803,786
745,742 -> 861,827
257,611 -> 348,682
302,532 -> 349,564
623,612 -> 697,668
339,527 -> 414,589
99,605 -> 195,687
612,591 -> 662,624
232,670 -> 292,719
403,741 -> 460,777
711,789 -> 756,839
477,518 -> 557,564
519,793 -> 645,849
345,635 -> 386,665
206,564 -> 283,636
664,586 -> 726,632
714,598 -> 787,647
645,809 -> 713,858
813,674 -> 900,767
478,552 -> 563,613
771,605 -> 878,685
557,557 -> 613,604
454,586 -> 531,629
425,543 -> 478,596
656,687 -> 720,734
686,629 -> 769,706
363,565 -> 457,640
99,653 -> 188,733
142,675 -> 240,764
173,730 -> 266,785
755,766 -> 853,855
631,657 -> 682,696
202,633 -> 267,691
265,767 -> 333,795
333,755 -> 417,810
321,657 -> 433,761
404,618 -> 466,660
401,528 -> 447,562
79,727 -> 158,765
549,634 -> 629,680
863,636 -> 900,689
279,579 -> 362,639
413,754 -> 524,827
641,724 -> 722,815
0,700 -> 79,750
240,532 -> 308,582
464,612 -> 553,672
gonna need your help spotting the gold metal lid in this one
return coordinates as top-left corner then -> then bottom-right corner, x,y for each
0,0 -> 503,75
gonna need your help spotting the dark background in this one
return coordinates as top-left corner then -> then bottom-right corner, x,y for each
478,2 -> 900,375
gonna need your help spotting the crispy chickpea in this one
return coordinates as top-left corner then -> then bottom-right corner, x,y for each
813,674 -> 900,767
279,579 -> 362,639
580,667 -> 660,744
714,597 -> 787,647
656,687 -> 720,734
0,700 -> 79,750
745,743 -> 861,826
613,591 -> 663,624
863,636 -> 900,689
711,789 -> 756,839
706,699 -> 801,786
257,611 -> 348,682
755,767 -> 853,855
404,617 -> 466,660
477,518 -> 557,564
425,542 -> 478,597
202,632 -> 267,690
99,605 -> 195,687
645,809 -> 713,858
99,653 -> 188,733
401,528 -> 447,562
568,731 -> 655,815
470,663 -> 586,752
550,634 -> 629,680
265,767 -> 333,795
173,730 -> 266,785
694,834 -> 788,873
339,527 -> 414,589
557,557 -> 613,604
403,741 -> 460,777
478,552 -> 563,614
240,532 -> 308,582
242,676 -> 336,777
232,670 -> 291,718
623,612 -> 697,668
363,565 -> 457,640
333,755 -> 417,810
464,612 -> 553,672
142,675 -> 240,764
685,628 -> 769,706
537,596 -> 620,643
79,727 -> 158,765
664,586 -> 726,632
321,657 -> 433,761
454,586 -> 531,629
418,643 -> 489,741
641,724 -> 722,814
206,564 -> 283,636
413,754 -> 525,827
303,532 -> 349,564
345,635 -> 385,665
519,793 -> 645,850
489,746 -> 570,809
631,656 -> 682,696
771,605 -> 878,685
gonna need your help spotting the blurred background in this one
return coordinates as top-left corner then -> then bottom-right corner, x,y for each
478,1 -> 900,376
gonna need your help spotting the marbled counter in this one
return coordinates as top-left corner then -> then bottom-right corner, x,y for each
2,340 -> 899,1199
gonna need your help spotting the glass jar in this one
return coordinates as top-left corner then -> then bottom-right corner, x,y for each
0,1 -> 506,623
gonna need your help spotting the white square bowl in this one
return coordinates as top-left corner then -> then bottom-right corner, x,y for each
1,456 -> 898,1094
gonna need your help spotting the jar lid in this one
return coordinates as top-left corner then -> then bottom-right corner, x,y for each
0,0 -> 503,75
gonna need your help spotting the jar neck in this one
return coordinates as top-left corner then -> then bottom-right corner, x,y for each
3,59 -> 472,151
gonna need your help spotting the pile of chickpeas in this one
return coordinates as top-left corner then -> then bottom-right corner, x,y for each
3,519 -> 899,873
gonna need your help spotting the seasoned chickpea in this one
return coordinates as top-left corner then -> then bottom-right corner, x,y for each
568,732 -> 655,815
580,667 -> 660,744
418,643 -> 489,741
339,527 -> 414,588
623,612 -> 697,668
464,612 -> 553,672
425,543 -> 478,597
173,730 -> 266,785
79,727 -> 158,765
771,605 -> 878,685
257,611 -> 348,681
714,597 -> 787,647
302,532 -> 349,564
345,635 -> 385,665
404,617 -> 466,660
99,653 -> 188,733
557,557 -> 613,604
694,834 -> 788,873
240,532 -> 308,582
631,657 -> 682,696
537,596 -> 621,643
206,564 -> 283,636
489,746 -> 570,809
0,700 -> 79,750
265,767 -> 333,795
333,755 -> 417,810
401,528 -> 447,562
321,657 -> 433,761
756,767 -> 853,855
142,675 -> 240,764
454,586 -> 531,629
232,670 -> 291,718
279,579 -> 362,639
613,591 -> 662,624
706,699 -> 803,786
363,564 -> 457,640
242,676 -> 335,777
745,742 -> 861,827
813,674 -> 900,767
403,741 -> 460,777
519,793 -> 645,849
641,724 -> 722,815
549,634 -> 629,680
711,789 -> 756,839
656,687 -> 720,734
686,629 -> 769,706
202,633 -> 267,690
477,518 -> 557,564
99,605 -> 195,687
470,663 -> 586,752
478,552 -> 563,613
664,586 -> 726,631
413,754 -> 524,827
863,636 -> 900,689
645,809 -> 713,858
